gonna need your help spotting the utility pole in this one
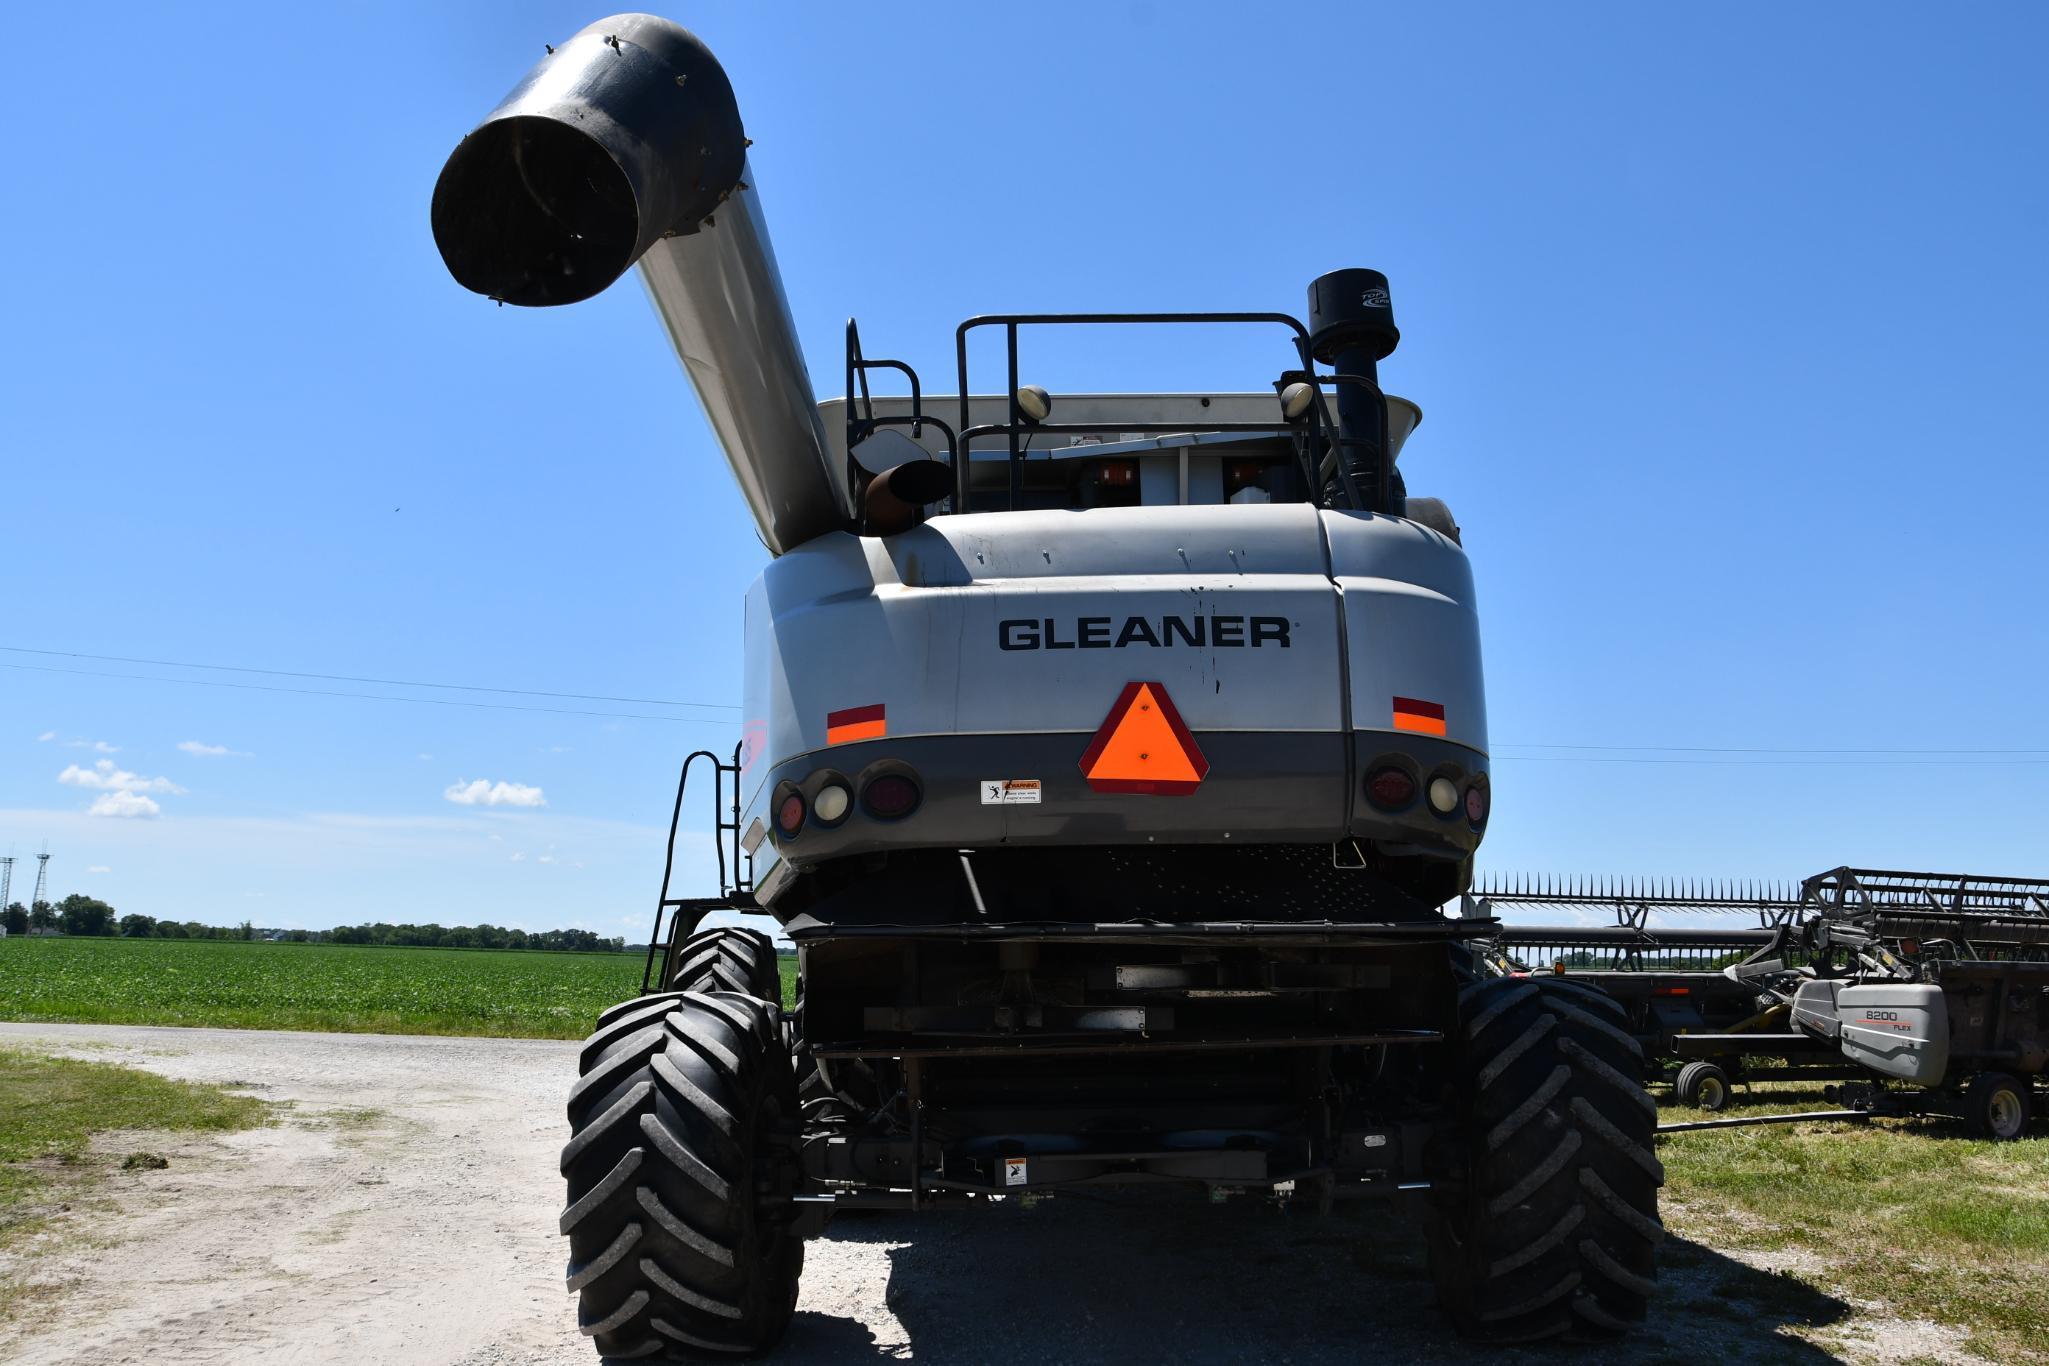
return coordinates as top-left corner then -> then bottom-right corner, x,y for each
1,856 -> 13,913
31,845 -> 51,922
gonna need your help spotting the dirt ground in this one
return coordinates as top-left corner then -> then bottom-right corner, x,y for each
0,1021 -> 1986,1366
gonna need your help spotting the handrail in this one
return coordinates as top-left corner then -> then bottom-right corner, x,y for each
952,311 -> 1325,512
641,742 -> 751,994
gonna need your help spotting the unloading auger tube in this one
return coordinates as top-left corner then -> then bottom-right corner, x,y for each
431,13 -> 848,555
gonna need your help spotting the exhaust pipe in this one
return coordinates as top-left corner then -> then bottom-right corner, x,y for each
431,14 -> 849,554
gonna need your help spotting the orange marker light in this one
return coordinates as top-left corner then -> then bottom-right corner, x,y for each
1391,696 -> 1447,737
1079,682 -> 1208,795
826,703 -> 886,745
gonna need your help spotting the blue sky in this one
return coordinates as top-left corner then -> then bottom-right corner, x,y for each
4,3 -> 2045,937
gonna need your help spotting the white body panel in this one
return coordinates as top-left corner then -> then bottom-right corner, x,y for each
737,503 -> 1488,896
1836,983 -> 1950,1085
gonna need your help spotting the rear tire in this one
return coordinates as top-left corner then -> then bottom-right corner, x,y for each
1428,977 -> 1664,1343
667,926 -> 781,1003
1964,1072 -> 2031,1141
561,992 -> 802,1359
1674,1060 -> 1732,1112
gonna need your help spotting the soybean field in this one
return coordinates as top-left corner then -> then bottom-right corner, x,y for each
0,936 -> 798,1039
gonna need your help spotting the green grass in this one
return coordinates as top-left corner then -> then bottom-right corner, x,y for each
1659,1083 -> 2049,1362
0,1048 -> 268,1262
0,936 -> 798,1040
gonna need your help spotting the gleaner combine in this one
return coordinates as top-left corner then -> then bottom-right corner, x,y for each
432,14 -> 1662,1356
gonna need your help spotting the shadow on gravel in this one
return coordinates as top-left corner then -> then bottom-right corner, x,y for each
776,1190 -> 1848,1364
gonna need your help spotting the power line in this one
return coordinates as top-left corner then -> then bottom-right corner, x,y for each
1493,754 -> 2049,766
1498,742 -> 2049,756
1,662 -> 732,726
0,645 -> 738,711
11,644 -> 2043,762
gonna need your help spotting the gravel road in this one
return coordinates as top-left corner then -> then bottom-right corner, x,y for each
0,1021 -> 1934,1365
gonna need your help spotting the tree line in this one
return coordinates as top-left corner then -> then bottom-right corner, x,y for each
2,895 -> 628,953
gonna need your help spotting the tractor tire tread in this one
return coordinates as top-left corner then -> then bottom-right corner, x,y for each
1430,977 -> 1662,1344
560,991 -> 801,1359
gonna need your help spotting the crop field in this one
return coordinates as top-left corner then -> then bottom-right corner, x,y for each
0,936 -> 798,1039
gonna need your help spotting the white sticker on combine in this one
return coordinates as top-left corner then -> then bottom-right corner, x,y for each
980,779 -> 1043,805
1004,1157 -> 1028,1186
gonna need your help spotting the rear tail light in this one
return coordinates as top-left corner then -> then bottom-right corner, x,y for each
1464,784 -> 1489,826
813,782 -> 852,825
1365,767 -> 1416,811
1426,777 -> 1460,816
860,773 -> 922,820
775,791 -> 806,836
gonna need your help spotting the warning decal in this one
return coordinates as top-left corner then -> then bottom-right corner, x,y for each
1004,1157 -> 1028,1187
980,779 -> 1043,805
1078,681 -> 1208,795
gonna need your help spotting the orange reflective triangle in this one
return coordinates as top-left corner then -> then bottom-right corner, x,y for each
1079,682 -> 1208,795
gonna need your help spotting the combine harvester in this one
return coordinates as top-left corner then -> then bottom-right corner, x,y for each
430,12 -> 1661,1357
1475,868 -> 2049,1136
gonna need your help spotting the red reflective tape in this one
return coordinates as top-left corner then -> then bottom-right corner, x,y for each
826,703 -> 885,728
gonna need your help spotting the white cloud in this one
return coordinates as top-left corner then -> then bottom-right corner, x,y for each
509,851 -> 526,862
537,854 -> 556,865
443,778 -> 546,809
64,738 -> 120,753
178,740 -> 250,758
37,730 -> 56,742
59,759 -> 186,795
417,753 -> 434,761
86,865 -> 111,873
90,791 -> 161,819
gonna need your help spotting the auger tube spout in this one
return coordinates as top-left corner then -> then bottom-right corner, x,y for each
430,13 -> 848,554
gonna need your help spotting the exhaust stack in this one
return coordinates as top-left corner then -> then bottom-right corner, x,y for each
431,14 -> 848,554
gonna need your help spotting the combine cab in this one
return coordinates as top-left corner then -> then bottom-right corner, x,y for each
431,14 -> 1663,1356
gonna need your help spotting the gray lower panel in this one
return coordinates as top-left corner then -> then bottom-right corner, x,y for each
763,731 -> 1358,869
759,729 -> 1486,877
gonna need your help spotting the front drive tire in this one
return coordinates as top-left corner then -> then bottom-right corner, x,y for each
561,991 -> 802,1359
667,926 -> 782,1003
1428,977 -> 1665,1343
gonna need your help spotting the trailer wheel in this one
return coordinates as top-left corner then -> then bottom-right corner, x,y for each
1428,977 -> 1664,1343
1964,1072 -> 2032,1141
561,992 -> 802,1360
667,926 -> 782,1003
1674,1060 -> 1732,1112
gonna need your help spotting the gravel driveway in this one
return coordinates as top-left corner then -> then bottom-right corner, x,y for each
0,1021 -> 1883,1364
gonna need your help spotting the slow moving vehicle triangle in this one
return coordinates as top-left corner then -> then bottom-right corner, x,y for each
1079,682 -> 1208,794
